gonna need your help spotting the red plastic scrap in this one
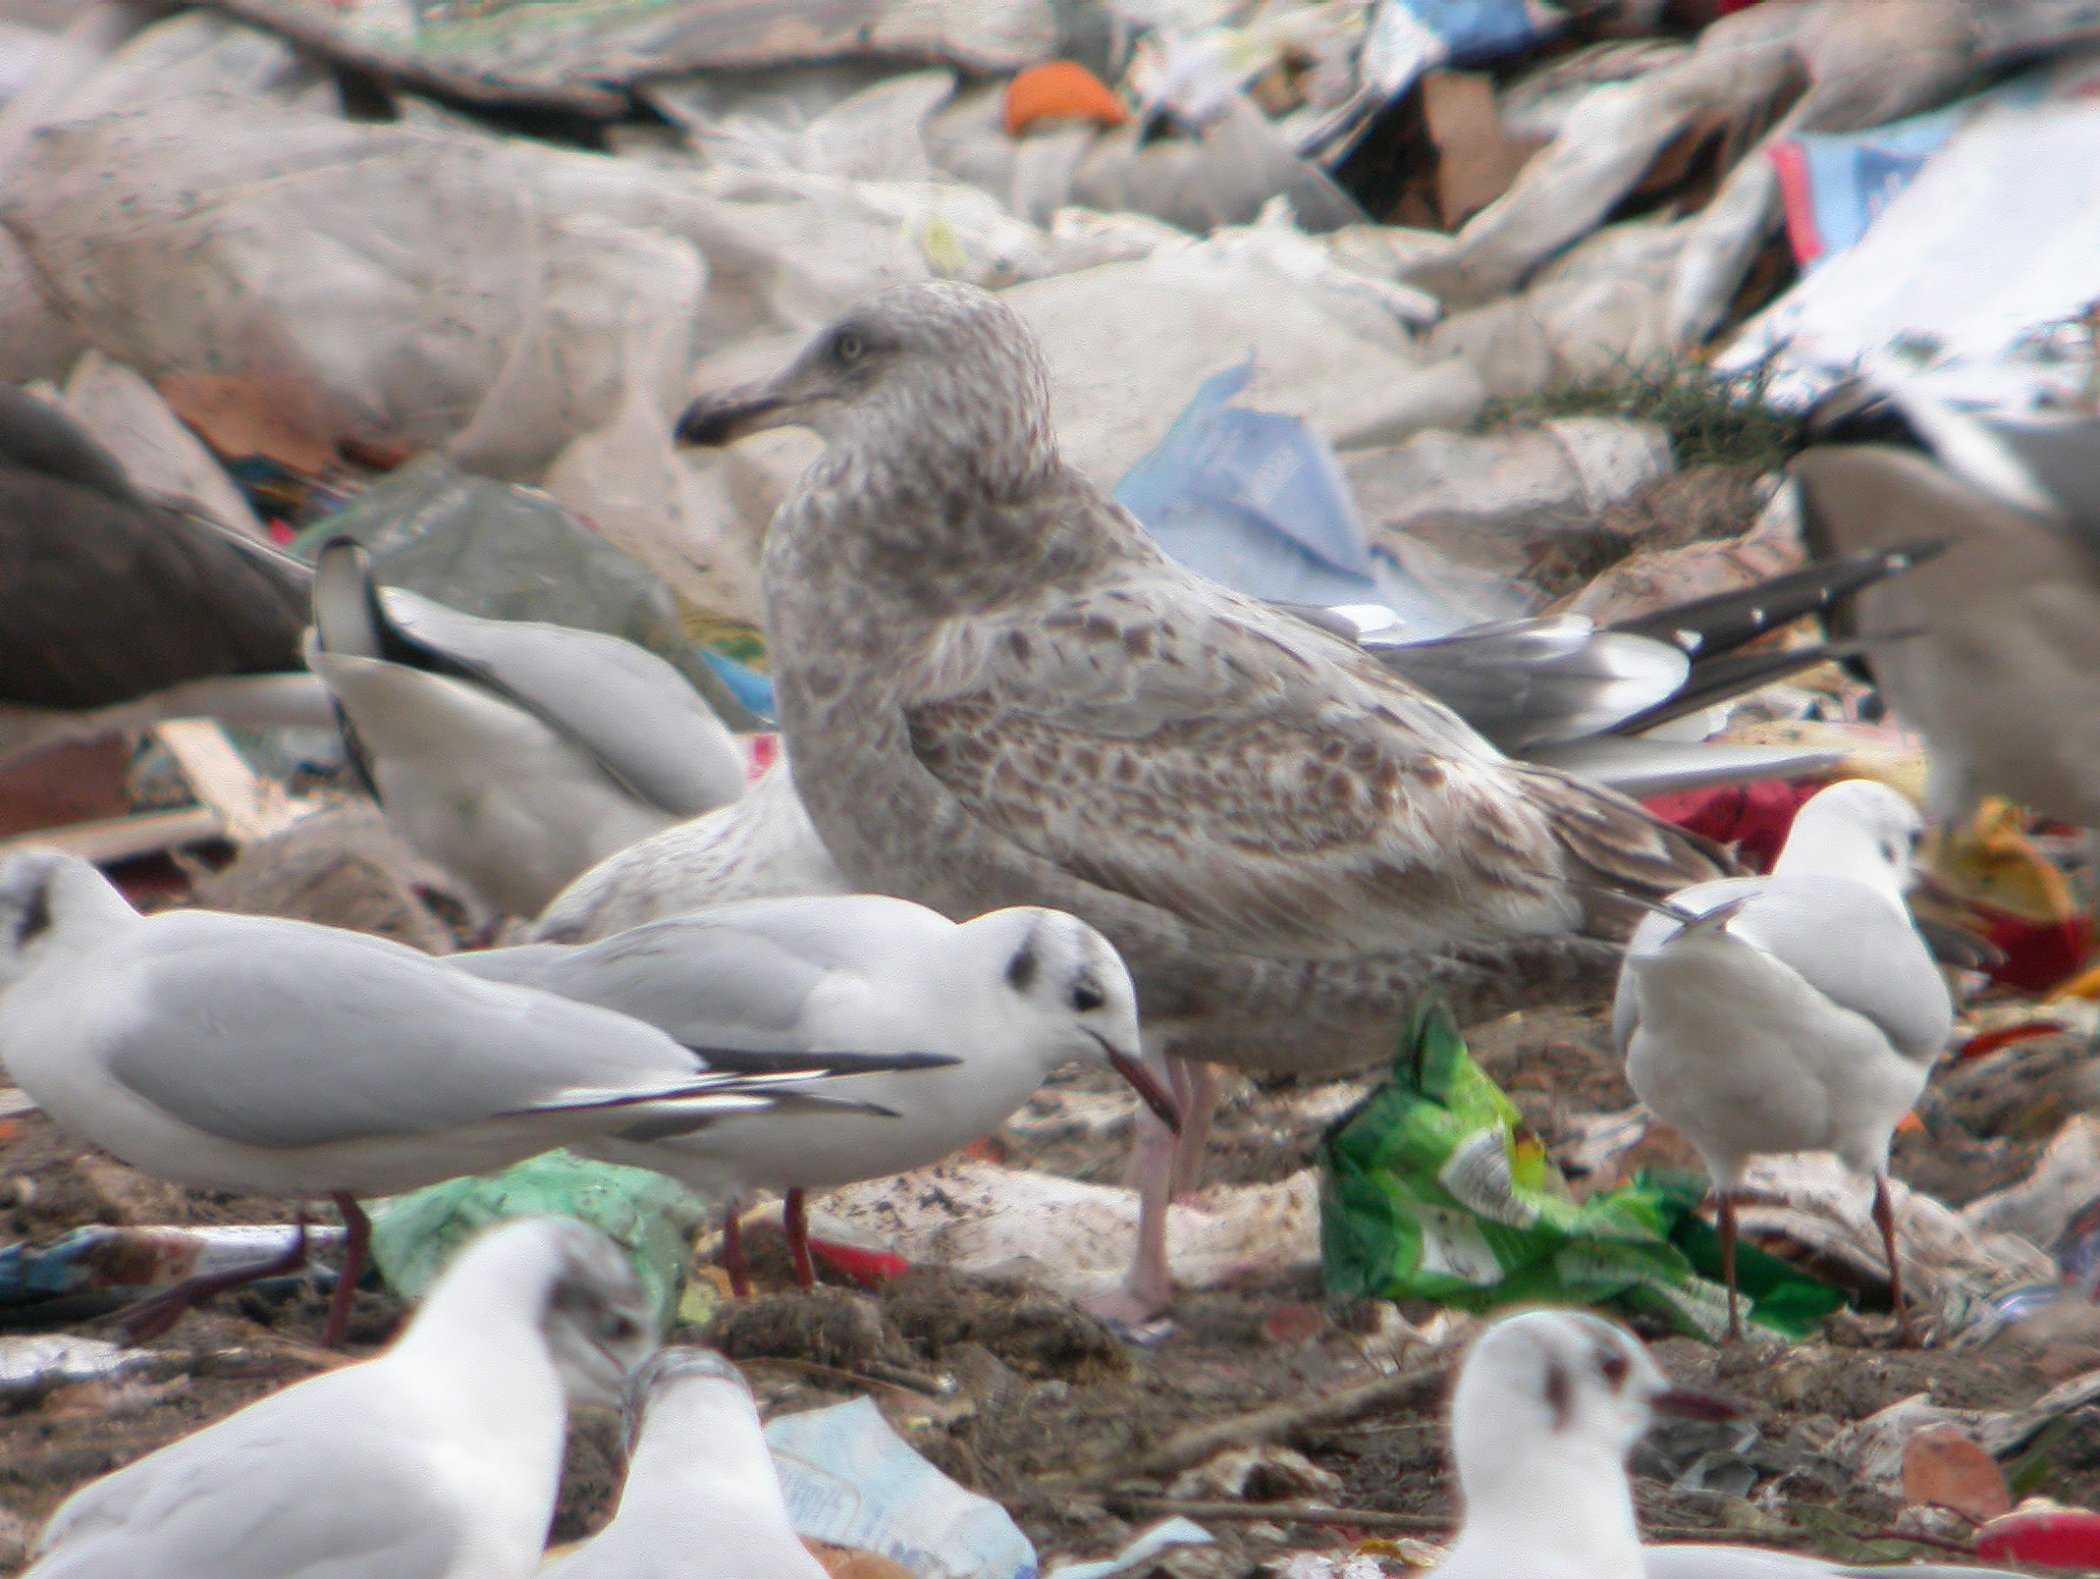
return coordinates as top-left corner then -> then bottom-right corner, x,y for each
1957,1020 -> 2073,1062
1969,907 -> 2094,995
1643,778 -> 1827,873
810,1239 -> 912,1288
1976,1506 -> 2100,1568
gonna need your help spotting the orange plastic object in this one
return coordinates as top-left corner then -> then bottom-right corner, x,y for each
1005,62 -> 1130,136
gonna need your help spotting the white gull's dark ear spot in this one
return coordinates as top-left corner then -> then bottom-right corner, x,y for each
1006,943 -> 1038,993
1542,1358 -> 1573,1431
14,883 -> 51,948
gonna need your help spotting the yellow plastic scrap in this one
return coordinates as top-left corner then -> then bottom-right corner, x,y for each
1927,797 -> 2079,925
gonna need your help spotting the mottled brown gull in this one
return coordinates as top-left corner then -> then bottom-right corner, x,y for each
680,281 -> 1729,1320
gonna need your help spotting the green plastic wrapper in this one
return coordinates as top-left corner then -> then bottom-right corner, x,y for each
369,1149 -> 714,1330
1319,1002 -> 1846,1341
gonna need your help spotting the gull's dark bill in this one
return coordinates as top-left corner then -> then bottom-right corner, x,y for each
1652,1386 -> 1740,1422
1109,1050 -> 1181,1135
676,388 -> 786,447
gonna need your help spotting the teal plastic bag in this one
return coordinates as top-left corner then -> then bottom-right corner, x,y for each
1319,1001 -> 1845,1341
370,1149 -> 714,1330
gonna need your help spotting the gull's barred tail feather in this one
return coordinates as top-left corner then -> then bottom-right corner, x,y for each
1510,763 -> 1737,937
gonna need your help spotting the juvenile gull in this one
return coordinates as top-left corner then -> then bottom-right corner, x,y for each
533,546 -> 1927,944
454,895 -> 1172,1292
543,1347 -> 826,1579
0,850 -> 941,1345
534,759 -> 849,942
307,539 -> 747,918
23,1216 -> 655,1579
680,280 -> 1730,1320
1613,779 -> 1952,1339
1436,1310 -> 2023,1579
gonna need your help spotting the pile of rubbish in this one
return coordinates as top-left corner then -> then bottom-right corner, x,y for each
8,0 -> 2100,1574
0,0 -> 2092,641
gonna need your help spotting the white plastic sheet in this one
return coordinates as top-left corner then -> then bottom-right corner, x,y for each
1721,95 -> 2100,412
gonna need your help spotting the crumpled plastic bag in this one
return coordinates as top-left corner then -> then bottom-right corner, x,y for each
765,1396 -> 1038,1579
0,92 -> 934,480
370,1149 -> 712,1330
1319,1001 -> 1844,1340
1116,358 -> 1388,608
1002,247 -> 1483,486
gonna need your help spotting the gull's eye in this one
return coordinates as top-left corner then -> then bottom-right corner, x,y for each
1598,1349 -> 1630,1390
832,330 -> 865,365
1070,980 -> 1106,1013
603,1312 -> 640,1342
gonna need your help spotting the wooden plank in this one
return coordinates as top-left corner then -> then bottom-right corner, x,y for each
148,720 -> 306,846
0,807 -> 223,866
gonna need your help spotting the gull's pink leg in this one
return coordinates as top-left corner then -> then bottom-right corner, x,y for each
320,1193 -> 371,1349
1168,1061 -> 1220,1202
1717,1189 -> 1741,1343
1083,1053 -> 1184,1326
721,1201 -> 752,1297
1872,1172 -> 1914,1342
122,1208 -> 312,1344
784,1188 -> 816,1289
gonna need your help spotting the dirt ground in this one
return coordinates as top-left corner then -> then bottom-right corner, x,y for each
0,1006 -> 2089,1577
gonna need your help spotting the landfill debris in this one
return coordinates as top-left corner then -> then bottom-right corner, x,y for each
0,1222 -> 339,1315
765,1395 -> 1038,1579
823,1156 -> 1318,1312
1730,1152 -> 2054,1333
1115,359 -> 1443,616
7,0 -> 2100,1564
1045,1519 -> 1215,1579
1167,1443 -> 1343,1503
195,0 -> 1060,112
1005,63 -> 1129,135
1901,1423 -> 2012,1523
370,1149 -> 713,1330
0,1335 -> 161,1401
192,799 -> 469,953
1723,54 -> 2100,409
55,350 -> 271,543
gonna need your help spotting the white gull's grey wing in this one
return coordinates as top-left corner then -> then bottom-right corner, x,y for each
26,1410 -> 463,1579
455,923 -> 828,1049
85,914 -> 796,1149
1611,876 -> 1764,1057
1614,874 -> 1950,1064
375,584 -> 745,816
457,895 -> 957,1053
